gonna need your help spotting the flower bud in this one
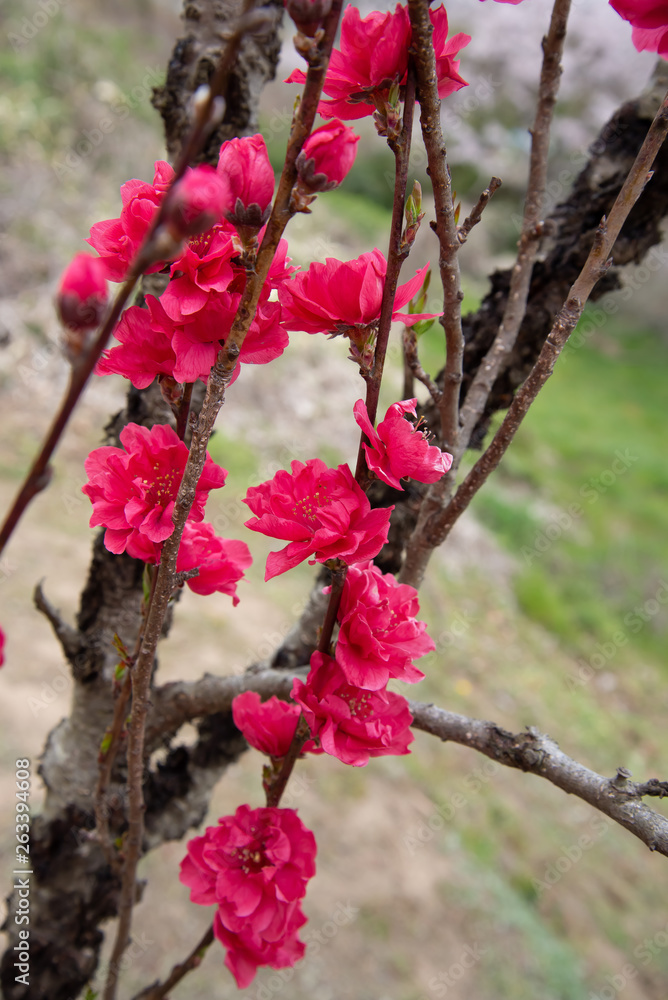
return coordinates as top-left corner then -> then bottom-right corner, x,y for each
217,134 -> 275,232
295,120 -> 359,194
164,165 -> 230,239
56,252 -> 108,334
285,0 -> 332,36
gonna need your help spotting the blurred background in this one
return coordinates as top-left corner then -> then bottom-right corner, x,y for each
1,0 -> 668,996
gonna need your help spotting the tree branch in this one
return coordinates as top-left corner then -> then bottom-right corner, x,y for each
401,0 -> 572,590
147,670 -> 668,858
406,0 -> 463,455
410,701 -> 668,857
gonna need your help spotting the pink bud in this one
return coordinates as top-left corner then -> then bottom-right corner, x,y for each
165,165 -> 230,239
296,120 -> 359,193
57,253 -> 108,333
285,0 -> 333,36
217,135 -> 275,230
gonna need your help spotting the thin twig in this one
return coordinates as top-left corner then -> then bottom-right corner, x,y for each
132,925 -> 215,1000
456,0 -> 571,452
94,566 -> 159,867
406,0 -> 464,455
457,176 -> 502,244
403,326 -> 442,406
354,68 -> 417,484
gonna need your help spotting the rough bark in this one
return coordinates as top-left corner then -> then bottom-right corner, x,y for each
151,0 -> 284,163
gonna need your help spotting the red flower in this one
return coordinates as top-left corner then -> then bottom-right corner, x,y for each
56,252 -> 108,333
278,249 -> 439,336
82,422 -> 226,558
0,626 -> 5,667
217,134 -> 275,230
286,4 -> 411,119
609,0 -> 668,55
179,805 -> 317,988
354,397 -> 453,490
176,522 -> 252,602
243,458 -> 393,581
286,4 -> 468,119
97,305 -> 177,389
430,6 -> 470,99
292,651 -> 414,766
232,692 -> 301,757
87,161 -> 175,281
296,120 -> 360,192
334,560 -> 434,689
164,164 -> 231,239
162,223 -> 238,318
99,288 -> 288,388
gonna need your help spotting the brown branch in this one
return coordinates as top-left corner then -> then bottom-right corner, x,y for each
403,326 -> 442,406
354,68 -> 417,484
407,0 -> 463,455
132,925 -> 215,1000
147,670 -> 668,857
146,668 -> 299,748
400,0 -> 571,590
409,89 -> 668,560
410,701 -> 668,857
456,0 -> 571,452
400,86 -> 668,584
457,176 -> 503,245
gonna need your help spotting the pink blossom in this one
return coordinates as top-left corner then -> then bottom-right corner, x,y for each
292,651 -> 414,766
334,560 -> 434,689
56,253 -> 108,333
286,4 -> 468,119
610,0 -> 668,54
296,120 -> 360,192
232,692 -> 301,757
217,135 -> 275,230
243,458 -> 393,580
162,223 -> 238,318
164,165 -> 231,239
0,626 -> 4,667
430,6 -> 470,99
97,305 -> 177,389
176,522 -> 252,602
286,4 -> 411,119
98,289 -> 287,387
82,422 -> 226,558
354,398 -> 452,490
180,805 -> 317,988
213,902 -> 307,989
87,161 -> 175,281
278,249 -> 439,337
